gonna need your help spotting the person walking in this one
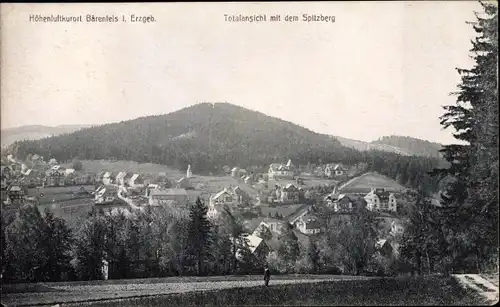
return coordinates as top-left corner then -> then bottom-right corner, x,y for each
264,265 -> 271,287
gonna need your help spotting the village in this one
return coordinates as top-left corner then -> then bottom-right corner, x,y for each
1,153 -> 407,266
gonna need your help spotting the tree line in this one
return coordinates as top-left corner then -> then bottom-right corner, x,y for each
2,196 -> 407,283
400,2 -> 498,275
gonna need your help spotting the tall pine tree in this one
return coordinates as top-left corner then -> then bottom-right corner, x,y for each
186,197 -> 212,276
433,1 -> 498,272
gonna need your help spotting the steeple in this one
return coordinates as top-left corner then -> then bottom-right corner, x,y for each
186,164 -> 192,178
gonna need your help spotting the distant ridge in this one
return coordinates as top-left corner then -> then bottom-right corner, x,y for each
1,124 -> 92,148
334,135 -> 443,159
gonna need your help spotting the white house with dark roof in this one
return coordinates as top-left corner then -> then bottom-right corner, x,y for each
128,174 -> 144,188
294,214 -> 321,235
102,172 -> 115,185
325,164 -> 347,178
364,188 -> 397,212
234,234 -> 270,263
268,159 -> 295,180
253,218 -> 287,237
390,220 -> 405,236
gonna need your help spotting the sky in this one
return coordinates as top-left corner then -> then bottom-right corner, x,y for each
1,2 -> 483,144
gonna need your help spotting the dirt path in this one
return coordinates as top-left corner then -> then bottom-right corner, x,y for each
453,274 -> 499,305
1,276 -> 373,307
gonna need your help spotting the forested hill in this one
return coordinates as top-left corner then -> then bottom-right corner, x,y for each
372,136 -> 443,159
8,103 -> 364,173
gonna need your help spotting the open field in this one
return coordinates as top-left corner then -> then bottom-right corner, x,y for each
338,172 -> 405,194
1,275 -> 485,307
0,275 -> 371,307
28,185 -> 94,205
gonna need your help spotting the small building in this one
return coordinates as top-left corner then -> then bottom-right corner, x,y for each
45,170 -> 65,187
128,174 -> 144,188
65,168 -> 76,176
325,193 -> 355,213
279,183 -> 300,203
48,158 -> 58,166
7,185 -> 28,201
231,167 -> 240,178
390,221 -> 404,236
295,214 -> 321,235
235,234 -> 270,265
115,172 -> 133,186
253,218 -> 287,237
268,159 -> 295,180
94,185 -> 118,205
102,172 -> 115,185
364,188 -> 397,212
148,188 -> 188,207
325,164 -> 347,178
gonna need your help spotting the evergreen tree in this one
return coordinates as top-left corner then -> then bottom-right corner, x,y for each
74,208 -> 108,280
40,210 -> 74,281
432,1 -> 498,272
186,197 -> 213,275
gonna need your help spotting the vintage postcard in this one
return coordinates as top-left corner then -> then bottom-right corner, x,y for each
1,2 -> 498,307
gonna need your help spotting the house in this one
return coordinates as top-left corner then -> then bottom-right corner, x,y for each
296,177 -> 305,185
176,177 -> 191,189
231,167 -> 240,178
243,176 -> 253,184
30,154 -> 44,165
278,183 -> 300,204
22,169 -> 41,187
45,168 -> 65,187
94,185 -> 118,205
235,234 -> 270,264
252,218 -> 287,237
48,158 -> 58,166
324,192 -> 355,213
1,166 -> 12,189
102,172 -> 115,185
390,221 -> 404,236
96,171 -> 106,183
268,159 -> 295,180
207,188 -> 238,219
45,165 -> 66,176
148,188 -> 188,207
364,188 -> 397,212
115,172 -> 133,186
294,214 -> 321,235
325,164 -> 347,178
7,185 -> 27,201
65,168 -> 76,176
128,174 -> 144,188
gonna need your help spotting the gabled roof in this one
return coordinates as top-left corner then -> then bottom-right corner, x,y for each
177,177 -> 188,183
243,234 -> 264,253
212,188 -> 232,200
129,173 -> 141,182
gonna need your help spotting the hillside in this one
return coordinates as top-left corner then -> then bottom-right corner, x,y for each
8,103 -> 364,174
373,136 -> 443,159
338,172 -> 406,194
1,124 -> 91,148
335,135 -> 443,158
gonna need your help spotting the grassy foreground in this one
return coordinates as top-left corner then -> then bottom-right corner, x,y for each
67,275 -> 486,306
